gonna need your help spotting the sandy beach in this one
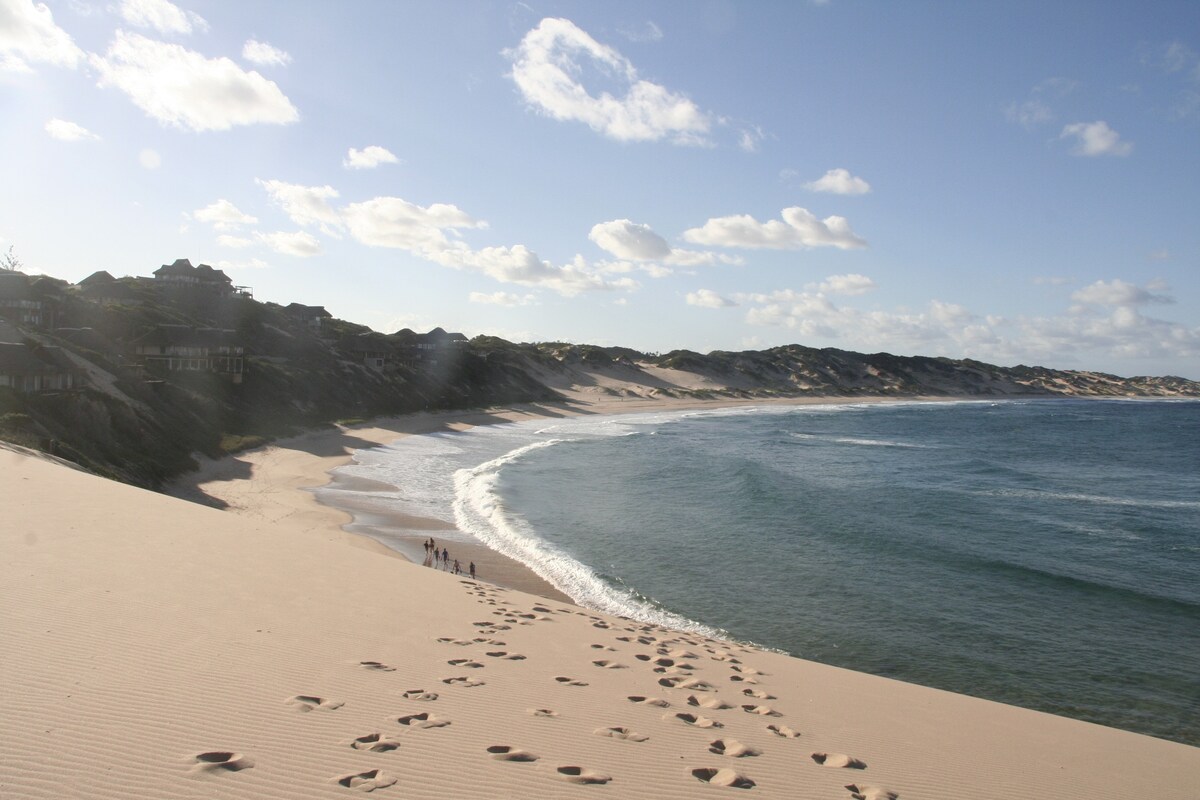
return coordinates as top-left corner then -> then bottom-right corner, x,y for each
4,390 -> 1200,799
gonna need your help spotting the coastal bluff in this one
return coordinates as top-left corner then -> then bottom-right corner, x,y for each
1,263 -> 1197,488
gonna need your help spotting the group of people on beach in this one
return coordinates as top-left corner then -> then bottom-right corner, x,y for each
423,538 -> 475,579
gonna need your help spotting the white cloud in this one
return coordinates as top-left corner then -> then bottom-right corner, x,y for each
618,20 -> 663,43
0,0 -> 84,71
216,234 -> 252,248
242,39 -> 290,67
506,17 -> 711,145
119,0 -> 206,35
91,31 -> 299,132
255,230 -> 321,257
1071,279 -> 1172,307
1006,99 -> 1053,129
804,168 -> 870,195
683,206 -> 867,250
686,289 -> 736,308
589,218 -> 739,268
257,179 -> 341,233
138,147 -> 161,168
811,273 -> 876,295
738,125 -> 766,153
215,257 -> 269,270
194,198 -> 257,230
1060,120 -> 1132,157
469,291 -> 538,306
44,117 -> 98,141
430,244 -> 636,297
343,145 -> 399,170
589,219 -> 671,260
342,196 -> 482,251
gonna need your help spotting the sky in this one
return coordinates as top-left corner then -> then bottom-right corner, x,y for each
2,0 -> 1199,379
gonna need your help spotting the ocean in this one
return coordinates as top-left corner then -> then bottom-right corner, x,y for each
317,398 -> 1200,745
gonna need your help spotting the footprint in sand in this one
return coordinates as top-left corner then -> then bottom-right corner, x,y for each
594,726 -> 649,742
845,785 -> 898,800
396,712 -> 451,729
475,637 -> 506,645
591,644 -> 618,651
447,659 -> 484,668
435,637 -> 474,646
592,622 -> 611,629
529,708 -> 559,717
767,724 -> 800,738
688,695 -> 734,710
627,695 -> 670,707
441,676 -> 486,687
286,695 -> 343,712
665,712 -> 723,729
731,666 -> 766,676
486,745 -> 539,762
811,752 -> 867,769
592,660 -> 628,669
401,689 -> 438,701
554,676 -> 589,686
334,769 -> 396,791
742,689 -> 775,700
659,677 -> 715,691
349,733 -> 401,752
709,739 -> 762,758
636,654 -> 672,665
191,751 -> 254,772
741,704 -> 781,717
728,674 -> 759,685
485,651 -> 527,660
665,648 -> 700,659
557,766 -> 612,784
358,661 -> 396,671
691,767 -> 755,789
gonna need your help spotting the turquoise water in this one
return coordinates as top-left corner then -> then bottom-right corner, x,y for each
324,399 -> 1200,745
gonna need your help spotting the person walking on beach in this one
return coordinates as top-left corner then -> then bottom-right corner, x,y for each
453,559 -> 461,575
469,561 -> 476,580
433,547 -> 440,567
442,547 -> 449,569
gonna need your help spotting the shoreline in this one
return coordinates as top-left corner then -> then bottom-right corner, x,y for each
166,393 -> 936,603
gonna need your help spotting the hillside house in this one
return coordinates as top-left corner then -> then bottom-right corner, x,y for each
151,259 -> 250,297
0,342 -> 79,393
132,325 -> 244,381
0,272 -> 49,327
285,303 -> 333,330
392,327 -> 467,366
78,270 -> 138,305
348,332 -> 391,371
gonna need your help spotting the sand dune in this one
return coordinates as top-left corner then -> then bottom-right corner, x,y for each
3,398 -> 1199,798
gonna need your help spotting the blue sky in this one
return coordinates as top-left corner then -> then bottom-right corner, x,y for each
3,0 -> 1198,378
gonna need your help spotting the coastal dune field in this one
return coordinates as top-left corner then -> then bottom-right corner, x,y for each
3,397 -> 1199,799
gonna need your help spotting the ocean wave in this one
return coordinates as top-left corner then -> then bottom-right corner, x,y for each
788,432 -> 928,448
451,440 -> 725,637
983,488 -> 1200,510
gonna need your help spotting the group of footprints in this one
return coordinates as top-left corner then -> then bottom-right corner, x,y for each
192,578 -> 896,797
498,609 -> 895,798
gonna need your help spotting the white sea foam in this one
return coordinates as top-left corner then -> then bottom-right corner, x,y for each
788,432 -> 928,448
451,438 -> 724,635
984,488 -> 1200,510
